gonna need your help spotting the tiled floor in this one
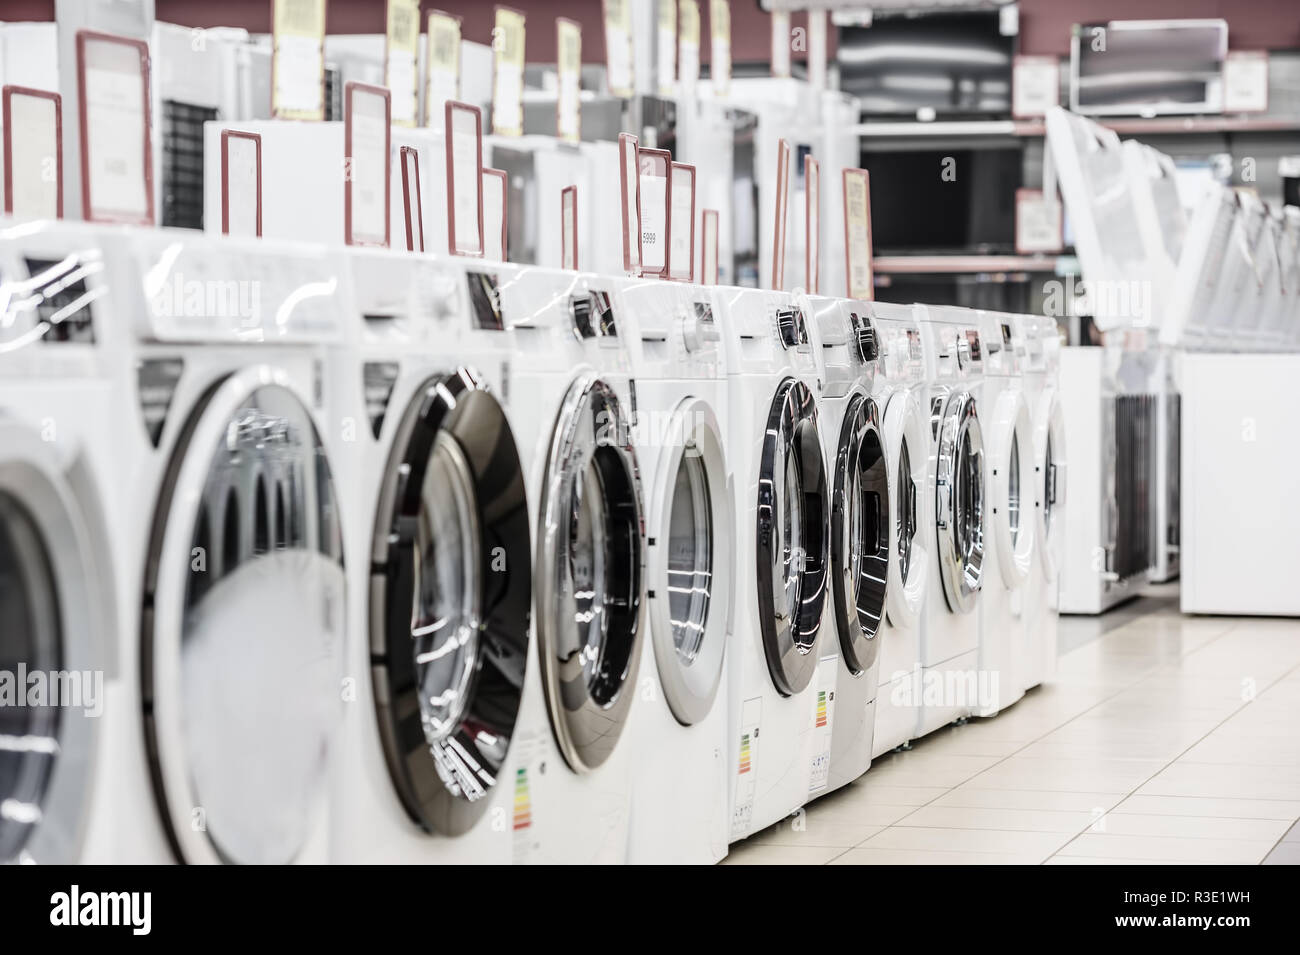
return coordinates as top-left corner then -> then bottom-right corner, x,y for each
724,590 -> 1300,865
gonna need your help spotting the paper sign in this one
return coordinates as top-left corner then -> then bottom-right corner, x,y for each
272,0 -> 326,120
710,0 -> 731,96
76,31 -> 152,225
2,86 -> 62,220
772,138 -> 791,290
807,656 -> 838,795
561,184 -> 578,270
679,0 -> 700,93
603,0 -> 634,98
492,7 -> 526,137
842,167 -> 873,300
483,167 -> 507,262
1015,188 -> 1063,254
1012,55 -> 1059,119
385,0 -> 420,127
771,11 -> 791,79
446,101 -> 484,256
345,82 -> 391,247
1224,51 -> 1268,114
805,155 -> 819,295
619,132 -> 642,274
557,18 -> 582,143
702,208 -> 718,285
639,147 -> 671,276
220,130 -> 261,238
425,11 -> 461,126
731,697 -> 762,840
400,145 -> 424,251
668,162 -> 696,282
657,0 -> 677,96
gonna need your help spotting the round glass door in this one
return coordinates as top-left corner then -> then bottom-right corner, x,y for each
756,378 -> 829,697
371,369 -> 531,835
666,453 -> 712,666
935,390 -> 985,614
143,379 -> 345,865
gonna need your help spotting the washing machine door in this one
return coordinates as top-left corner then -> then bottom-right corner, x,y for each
0,425 -> 103,864
990,390 -> 1035,589
830,393 -> 889,675
648,397 -> 732,726
934,390 -> 985,614
142,372 -> 346,865
756,378 -> 829,697
536,374 -> 644,773
1033,387 -> 1067,581
370,369 -> 531,835
883,391 -> 928,632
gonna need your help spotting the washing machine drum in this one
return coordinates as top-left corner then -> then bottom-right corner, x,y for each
536,374 -> 644,774
934,390 -> 985,614
830,394 -> 890,676
371,369 -> 531,836
757,378 -> 830,697
143,377 -> 346,865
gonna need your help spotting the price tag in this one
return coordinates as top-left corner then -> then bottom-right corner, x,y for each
445,101 -> 484,256
710,0 -> 731,96
603,0 -> 634,99
770,10 -> 791,79
639,147 -> 670,276
2,86 -> 62,220
425,11 -> 461,126
561,184 -> 578,271
619,132 -> 642,275
702,208 -> 719,285
483,166 -> 507,262
842,167 -> 874,301
557,18 -> 582,143
1224,51 -> 1268,114
272,0 -> 326,120
668,161 -> 696,282
1012,55 -> 1059,119
345,82 -> 391,247
772,138 -> 791,290
657,0 -> 676,96
492,7 -> 526,137
400,145 -> 424,251
76,30 -> 152,225
220,129 -> 261,238
805,155 -> 819,295
1015,188 -> 1063,254
679,1 -> 700,94
385,0 -> 420,127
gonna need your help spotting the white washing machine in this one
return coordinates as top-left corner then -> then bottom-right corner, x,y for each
1019,314 -> 1066,692
0,221 -> 120,863
915,306 -> 987,739
807,296 -> 889,794
867,303 -> 931,758
973,311 -> 1036,717
497,264 -> 646,864
109,229 -> 351,863
618,278 -> 735,864
711,286 -> 830,841
327,249 -> 532,863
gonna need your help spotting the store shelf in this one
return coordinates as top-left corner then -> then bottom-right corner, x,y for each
852,116 -> 1300,139
872,254 -> 1071,274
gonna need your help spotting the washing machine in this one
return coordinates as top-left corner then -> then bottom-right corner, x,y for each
618,278 -> 735,864
973,311 -> 1036,717
1019,314 -> 1066,692
326,248 -> 532,863
103,228 -> 351,864
866,303 -> 931,758
914,305 -> 987,739
711,285 -> 829,841
0,221 -> 120,863
807,295 -> 889,794
496,264 -> 646,864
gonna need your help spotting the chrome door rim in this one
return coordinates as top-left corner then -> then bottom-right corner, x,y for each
1033,389 -> 1067,581
935,390 -> 984,614
991,390 -> 1036,589
882,391 -> 929,632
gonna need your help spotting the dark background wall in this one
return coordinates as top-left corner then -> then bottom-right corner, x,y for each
8,1 -> 1298,61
